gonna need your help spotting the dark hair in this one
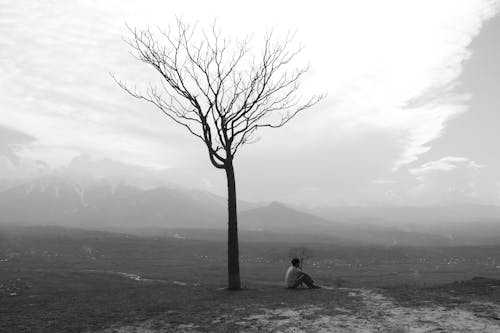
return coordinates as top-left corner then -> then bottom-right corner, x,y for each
291,258 -> 300,266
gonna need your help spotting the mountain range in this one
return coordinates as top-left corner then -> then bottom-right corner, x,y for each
1,176 -> 500,246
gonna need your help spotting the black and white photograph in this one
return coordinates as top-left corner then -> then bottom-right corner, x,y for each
2,0 -> 500,331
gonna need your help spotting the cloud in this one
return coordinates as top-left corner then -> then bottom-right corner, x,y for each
497,181 -> 500,202
0,125 -> 54,181
372,180 -> 396,185
0,125 -> 36,166
56,154 -> 223,192
58,154 -> 169,188
306,1 -> 499,169
0,0 -> 499,205
410,157 -> 484,175
408,156 -> 485,204
0,1 -> 193,169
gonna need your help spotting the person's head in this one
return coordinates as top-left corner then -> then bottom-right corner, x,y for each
291,258 -> 300,267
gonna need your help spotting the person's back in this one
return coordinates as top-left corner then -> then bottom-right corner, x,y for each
285,264 -> 303,288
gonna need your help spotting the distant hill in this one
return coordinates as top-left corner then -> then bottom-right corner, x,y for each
239,202 -> 332,232
238,202 -> 455,246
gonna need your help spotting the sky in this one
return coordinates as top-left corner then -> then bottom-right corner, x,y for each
1,0 -> 500,206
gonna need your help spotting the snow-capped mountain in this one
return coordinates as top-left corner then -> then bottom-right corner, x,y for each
0,176 -> 227,229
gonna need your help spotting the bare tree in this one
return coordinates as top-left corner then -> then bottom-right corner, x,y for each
114,19 -> 323,290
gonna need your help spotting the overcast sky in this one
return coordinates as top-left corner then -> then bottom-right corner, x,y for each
1,0 -> 500,206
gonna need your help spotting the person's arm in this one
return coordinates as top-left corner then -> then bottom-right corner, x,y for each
295,266 -> 311,278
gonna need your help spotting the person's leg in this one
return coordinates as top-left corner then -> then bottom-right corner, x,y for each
296,273 -> 319,288
290,276 -> 303,288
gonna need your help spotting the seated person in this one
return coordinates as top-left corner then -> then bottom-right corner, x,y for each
284,258 -> 321,289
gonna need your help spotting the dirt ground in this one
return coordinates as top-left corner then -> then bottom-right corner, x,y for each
96,284 -> 500,333
4,268 -> 500,332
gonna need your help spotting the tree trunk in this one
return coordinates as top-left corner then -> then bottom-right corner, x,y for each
225,162 -> 241,290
